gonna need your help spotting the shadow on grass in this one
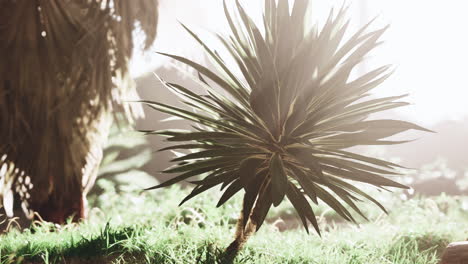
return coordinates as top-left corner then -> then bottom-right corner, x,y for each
1,223 -> 150,264
1,224 -> 257,264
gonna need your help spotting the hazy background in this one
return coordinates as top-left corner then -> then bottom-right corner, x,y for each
128,0 -> 468,194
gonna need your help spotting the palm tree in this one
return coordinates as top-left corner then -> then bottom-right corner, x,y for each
0,0 -> 158,223
144,0 -> 431,260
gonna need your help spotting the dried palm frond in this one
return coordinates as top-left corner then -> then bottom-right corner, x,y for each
0,0 -> 158,222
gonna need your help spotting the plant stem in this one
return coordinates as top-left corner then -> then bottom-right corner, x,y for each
223,201 -> 260,263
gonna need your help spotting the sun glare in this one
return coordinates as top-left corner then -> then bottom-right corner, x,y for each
130,0 -> 468,126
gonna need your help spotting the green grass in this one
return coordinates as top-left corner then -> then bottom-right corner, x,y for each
1,180 -> 467,264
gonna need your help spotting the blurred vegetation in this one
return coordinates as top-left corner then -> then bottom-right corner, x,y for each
89,123 -> 158,198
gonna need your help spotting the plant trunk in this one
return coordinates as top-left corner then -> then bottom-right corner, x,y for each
32,187 -> 85,223
29,128 -> 105,224
224,214 -> 258,263
1,0 -> 154,226
223,202 -> 264,263
223,178 -> 271,263
2,112 -> 109,225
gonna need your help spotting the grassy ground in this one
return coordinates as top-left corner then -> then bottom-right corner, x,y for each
1,180 -> 467,264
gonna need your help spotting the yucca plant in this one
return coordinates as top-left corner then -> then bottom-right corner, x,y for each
143,0 -> 430,260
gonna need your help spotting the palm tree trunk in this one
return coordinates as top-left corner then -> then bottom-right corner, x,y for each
223,178 -> 272,263
0,0 -> 158,225
223,198 -> 267,263
32,187 -> 85,223
30,112 -> 109,223
224,212 -> 258,263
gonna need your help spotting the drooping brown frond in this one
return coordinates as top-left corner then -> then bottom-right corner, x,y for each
0,0 -> 159,221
